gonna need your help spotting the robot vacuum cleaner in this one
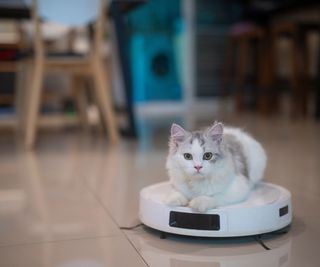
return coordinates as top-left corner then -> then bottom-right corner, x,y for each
139,182 -> 292,237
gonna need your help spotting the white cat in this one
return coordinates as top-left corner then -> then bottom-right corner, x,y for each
165,122 -> 267,213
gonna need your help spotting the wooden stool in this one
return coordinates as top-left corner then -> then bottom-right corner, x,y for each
270,21 -> 320,118
223,22 -> 265,111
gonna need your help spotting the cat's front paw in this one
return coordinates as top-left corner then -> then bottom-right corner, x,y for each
189,196 -> 216,213
165,191 -> 188,207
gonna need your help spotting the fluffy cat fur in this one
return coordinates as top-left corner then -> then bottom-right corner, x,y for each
165,122 -> 267,213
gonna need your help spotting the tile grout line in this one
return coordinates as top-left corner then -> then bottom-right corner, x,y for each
77,172 -> 121,229
0,233 -> 121,249
78,173 -> 150,267
0,170 -> 122,249
123,230 -> 150,267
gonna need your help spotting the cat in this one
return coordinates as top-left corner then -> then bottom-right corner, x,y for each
165,122 -> 267,213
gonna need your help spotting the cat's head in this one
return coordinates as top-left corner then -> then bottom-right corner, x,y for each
167,122 -> 224,178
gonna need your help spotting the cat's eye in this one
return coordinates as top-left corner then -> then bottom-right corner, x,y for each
203,152 -> 213,160
184,153 -> 193,160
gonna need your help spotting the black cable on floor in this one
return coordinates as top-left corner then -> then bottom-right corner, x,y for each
255,235 -> 271,250
120,223 -> 143,230
254,225 -> 291,250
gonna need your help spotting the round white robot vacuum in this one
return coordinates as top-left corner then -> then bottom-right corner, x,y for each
139,182 -> 292,237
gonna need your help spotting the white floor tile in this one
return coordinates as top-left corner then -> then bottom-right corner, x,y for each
0,152 -> 121,246
0,236 -> 147,267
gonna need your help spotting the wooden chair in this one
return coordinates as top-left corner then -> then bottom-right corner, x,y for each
24,0 -> 119,148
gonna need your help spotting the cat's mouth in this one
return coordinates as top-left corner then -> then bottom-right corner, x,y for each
193,171 -> 205,178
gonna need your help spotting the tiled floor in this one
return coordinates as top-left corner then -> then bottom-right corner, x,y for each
0,111 -> 319,266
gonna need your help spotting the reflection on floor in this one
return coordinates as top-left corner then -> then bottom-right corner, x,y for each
0,111 -> 319,267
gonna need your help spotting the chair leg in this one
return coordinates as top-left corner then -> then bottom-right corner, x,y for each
316,87 -> 320,119
91,58 -> 119,143
291,32 -> 307,118
91,81 -> 105,135
235,39 -> 249,111
71,75 -> 89,130
25,60 -> 44,148
222,38 -> 234,96
257,36 -> 275,115
316,43 -> 320,119
297,32 -> 309,117
15,61 -> 29,133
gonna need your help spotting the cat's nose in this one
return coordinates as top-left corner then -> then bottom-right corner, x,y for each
194,165 -> 203,172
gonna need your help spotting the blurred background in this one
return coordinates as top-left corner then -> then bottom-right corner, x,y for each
0,0 -> 319,148
0,1 -> 320,266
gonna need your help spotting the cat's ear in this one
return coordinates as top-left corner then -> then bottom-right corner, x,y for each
170,123 -> 187,143
207,123 -> 223,142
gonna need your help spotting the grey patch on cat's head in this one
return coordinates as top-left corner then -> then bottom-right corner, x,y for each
190,131 -> 205,146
